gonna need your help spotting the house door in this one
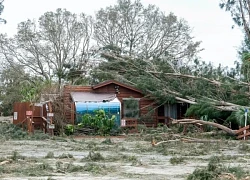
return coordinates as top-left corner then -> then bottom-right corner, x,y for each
164,104 -> 177,120
157,104 -> 177,125
157,105 -> 165,124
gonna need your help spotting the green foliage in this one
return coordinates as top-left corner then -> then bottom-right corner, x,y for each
0,65 -> 26,115
0,63 -> 54,115
234,107 -> 250,127
169,156 -> 185,165
123,98 -> 139,118
188,155 -> 247,180
220,0 -> 246,28
10,151 -> 25,161
65,124 -> 74,136
79,109 -> 116,135
0,123 -> 28,140
185,101 -> 219,120
20,78 -> 47,102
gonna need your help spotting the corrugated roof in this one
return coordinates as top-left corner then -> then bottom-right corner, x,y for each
70,92 -> 116,102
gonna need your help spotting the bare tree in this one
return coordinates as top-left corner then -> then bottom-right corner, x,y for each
94,0 -> 201,66
0,9 -> 93,90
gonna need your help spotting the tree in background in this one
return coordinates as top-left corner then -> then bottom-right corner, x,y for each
0,0 -> 6,24
220,1 -> 250,91
0,9 -> 93,91
0,64 -> 27,115
220,0 -> 250,40
94,0 -> 201,63
93,0 -> 202,85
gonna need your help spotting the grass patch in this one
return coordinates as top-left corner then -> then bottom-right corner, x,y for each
170,156 -> 185,165
58,153 -> 74,159
9,151 -> 25,161
0,123 -> 28,140
84,151 -> 104,161
187,156 -> 248,180
83,162 -> 110,174
239,143 -> 250,152
101,138 -> 113,145
55,161 -> 110,174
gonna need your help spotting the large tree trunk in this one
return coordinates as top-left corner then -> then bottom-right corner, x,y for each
172,119 -> 237,136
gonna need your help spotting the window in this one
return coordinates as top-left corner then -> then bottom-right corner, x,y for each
123,98 -> 139,118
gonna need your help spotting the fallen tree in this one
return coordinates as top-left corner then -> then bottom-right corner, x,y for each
151,137 -> 222,146
172,119 -> 237,136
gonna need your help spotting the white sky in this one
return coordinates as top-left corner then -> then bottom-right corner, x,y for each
0,0 -> 244,68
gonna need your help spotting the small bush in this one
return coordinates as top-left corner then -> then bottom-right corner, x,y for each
10,151 -> 25,161
65,124 -> 74,136
101,138 -> 113,144
64,163 -> 85,172
187,168 -> 216,180
83,163 -> 107,174
58,153 -> 74,159
170,156 -> 185,165
207,156 -> 221,171
38,162 -> 53,170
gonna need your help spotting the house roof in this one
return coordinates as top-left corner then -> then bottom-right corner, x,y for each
70,92 -> 116,102
92,80 -> 142,93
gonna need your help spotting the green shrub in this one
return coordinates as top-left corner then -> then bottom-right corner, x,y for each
187,168 -> 216,180
80,109 -> 116,135
169,156 -> 185,165
64,124 -> 74,136
10,150 -> 25,161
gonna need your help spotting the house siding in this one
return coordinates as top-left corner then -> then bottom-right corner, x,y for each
63,81 -> 157,127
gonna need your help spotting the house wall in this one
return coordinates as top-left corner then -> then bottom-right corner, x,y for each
63,85 -> 93,124
63,83 -> 157,127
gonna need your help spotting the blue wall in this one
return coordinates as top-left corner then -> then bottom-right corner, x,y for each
75,100 -> 121,126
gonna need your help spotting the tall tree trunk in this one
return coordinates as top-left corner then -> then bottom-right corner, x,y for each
173,119 -> 237,136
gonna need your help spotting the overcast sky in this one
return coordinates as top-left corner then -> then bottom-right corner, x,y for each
0,0 -> 244,68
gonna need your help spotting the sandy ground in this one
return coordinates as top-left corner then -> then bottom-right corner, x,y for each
0,116 -> 13,123
0,119 -> 249,179
0,135 -> 249,180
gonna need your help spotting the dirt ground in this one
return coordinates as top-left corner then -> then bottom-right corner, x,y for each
0,118 -> 250,179
0,116 -> 12,123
